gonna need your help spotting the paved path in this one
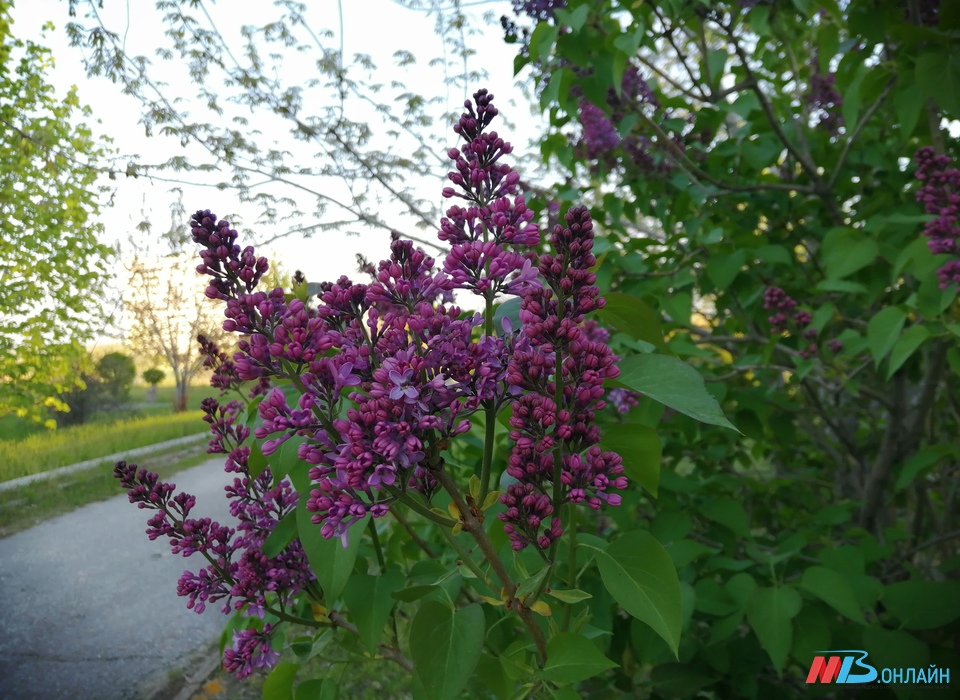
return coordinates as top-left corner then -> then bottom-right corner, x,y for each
0,457 -> 237,700
0,433 -> 209,493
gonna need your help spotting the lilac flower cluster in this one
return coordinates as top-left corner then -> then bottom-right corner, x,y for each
914,147 -> 960,290
115,373 -> 313,678
121,91 -> 627,679
499,206 -> 626,550
577,65 -> 679,176
183,90 -> 624,559
223,625 -> 280,679
808,61 -> 844,135
764,287 -> 842,358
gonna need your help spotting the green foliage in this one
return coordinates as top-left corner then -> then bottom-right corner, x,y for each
142,368 -> 166,387
96,352 -> 136,406
507,0 -> 960,695
0,0 -> 113,424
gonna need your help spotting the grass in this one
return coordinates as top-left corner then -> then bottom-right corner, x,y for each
0,410 -> 210,483
0,441 -> 212,538
0,384 -> 215,442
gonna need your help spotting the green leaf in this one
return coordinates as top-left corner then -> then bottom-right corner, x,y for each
554,5 -> 589,32
700,497 -> 750,536
821,228 -> 878,280
886,324 -> 929,378
261,510 -> 299,558
262,662 -> 300,700
529,21 -> 559,63
342,568 -> 405,653
894,81 -> 923,138
597,530 -> 683,656
248,441 -> 269,479
296,495 -> 367,604
651,663 -> 718,697
666,540 -> 718,569
705,48 -> 727,88
894,448 -> 944,492
596,292 -> 669,352
612,25 -> 644,56
409,602 -> 485,700
745,586 -> 802,674
599,422 -> 661,496
493,297 -> 522,332
799,566 -> 865,624
295,679 -> 333,700
917,51 -> 960,115
866,306 -> 907,366
706,250 -> 747,289
266,434 -> 308,482
541,632 -> 618,683
612,354 -> 738,431
883,581 -> 960,630
546,588 -> 593,604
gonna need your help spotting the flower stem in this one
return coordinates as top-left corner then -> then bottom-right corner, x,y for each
432,464 -> 548,665
368,518 -> 386,574
385,485 -> 457,527
479,291 -> 496,505
440,528 -> 493,589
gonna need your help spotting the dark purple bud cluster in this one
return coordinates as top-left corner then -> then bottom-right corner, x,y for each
914,147 -> 960,290
499,206 -> 626,551
763,287 -> 841,358
192,213 -> 269,300
808,61 -> 844,135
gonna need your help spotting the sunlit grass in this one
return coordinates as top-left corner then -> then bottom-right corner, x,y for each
0,411 -> 209,483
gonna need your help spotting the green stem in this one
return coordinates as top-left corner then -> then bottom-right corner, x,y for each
562,505 -> 578,632
368,518 -> 386,574
548,336 -> 566,564
432,463 -> 548,665
441,528 -> 493,588
385,485 -> 457,527
266,606 -> 328,628
390,506 -> 437,558
478,291 -> 496,505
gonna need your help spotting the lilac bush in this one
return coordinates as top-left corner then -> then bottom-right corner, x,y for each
115,89 -> 647,685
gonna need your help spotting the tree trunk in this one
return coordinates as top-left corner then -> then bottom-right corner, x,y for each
146,385 -> 158,402
175,379 -> 188,412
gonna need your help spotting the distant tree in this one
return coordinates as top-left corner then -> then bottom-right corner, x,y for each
0,0 -> 114,425
142,367 -> 165,402
126,252 -> 223,411
96,351 -> 135,407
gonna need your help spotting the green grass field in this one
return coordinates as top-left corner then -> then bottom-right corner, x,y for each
0,409 -> 211,483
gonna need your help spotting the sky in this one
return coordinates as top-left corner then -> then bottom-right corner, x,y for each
10,0 -> 545,335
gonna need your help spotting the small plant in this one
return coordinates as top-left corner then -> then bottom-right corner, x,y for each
143,368 -> 166,402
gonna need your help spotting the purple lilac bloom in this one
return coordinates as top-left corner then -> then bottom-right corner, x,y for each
914,147 -> 960,289
808,63 -> 844,135
223,625 -> 280,679
499,206 -> 626,551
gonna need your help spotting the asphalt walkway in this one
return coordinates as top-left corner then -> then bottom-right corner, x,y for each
0,457 -> 236,700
